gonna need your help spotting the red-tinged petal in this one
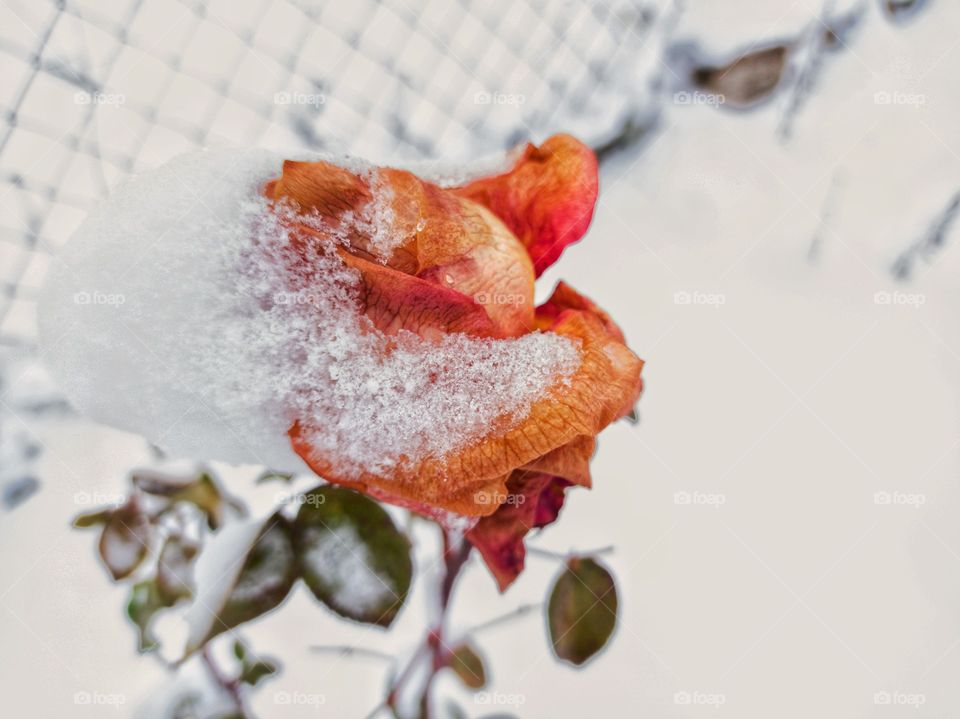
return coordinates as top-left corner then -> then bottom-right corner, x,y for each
337,249 -> 500,340
535,280 -> 625,342
288,310 -> 642,517
466,471 -> 573,592
451,135 -> 599,276
266,161 -> 535,336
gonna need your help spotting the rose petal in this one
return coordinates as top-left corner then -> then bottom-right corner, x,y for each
535,280 -> 625,342
452,135 -> 599,276
520,435 -> 595,488
466,471 -> 573,591
537,281 -> 642,419
337,249 -> 499,340
273,149 -> 642,532
267,161 -> 535,337
288,308 -> 643,517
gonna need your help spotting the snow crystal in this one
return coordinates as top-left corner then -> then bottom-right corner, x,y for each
39,150 -> 580,478
339,168 -> 403,262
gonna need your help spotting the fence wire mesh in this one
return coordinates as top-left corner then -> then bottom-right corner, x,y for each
0,0 -> 662,351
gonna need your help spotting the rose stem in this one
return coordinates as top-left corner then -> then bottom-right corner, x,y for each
420,528 -> 471,718
385,526 -> 471,719
201,645 -> 250,717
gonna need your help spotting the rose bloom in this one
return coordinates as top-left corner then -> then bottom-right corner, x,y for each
266,135 -> 643,590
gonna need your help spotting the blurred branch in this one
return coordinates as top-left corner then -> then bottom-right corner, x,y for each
778,0 -> 868,141
528,545 -> 616,561
808,172 -> 846,263
466,603 -> 542,636
892,192 -> 960,279
309,645 -> 394,662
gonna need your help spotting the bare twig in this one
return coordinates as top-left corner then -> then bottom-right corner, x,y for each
466,603 -> 542,636
778,0 -> 867,141
309,645 -> 394,663
527,545 -> 616,561
892,192 -> 960,279
808,171 -> 846,262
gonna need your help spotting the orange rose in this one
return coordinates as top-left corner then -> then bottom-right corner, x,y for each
266,135 -> 643,590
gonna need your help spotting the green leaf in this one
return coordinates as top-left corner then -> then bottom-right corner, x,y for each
73,508 -> 114,528
98,502 -> 150,581
232,639 -> 279,685
185,514 -> 297,654
547,557 -> 618,666
239,658 -> 279,686
447,643 -> 487,689
291,486 -> 412,627
127,580 -> 172,652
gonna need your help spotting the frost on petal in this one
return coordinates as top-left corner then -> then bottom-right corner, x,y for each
292,306 -> 641,517
451,134 -> 600,276
267,160 -> 536,337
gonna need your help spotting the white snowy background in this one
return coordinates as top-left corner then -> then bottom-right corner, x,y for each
3,0 -> 960,717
